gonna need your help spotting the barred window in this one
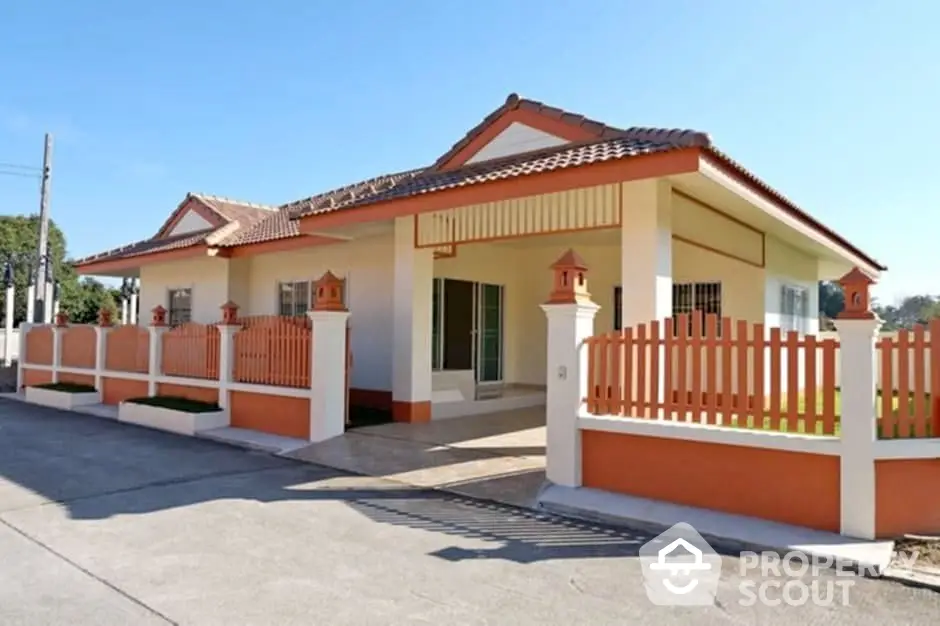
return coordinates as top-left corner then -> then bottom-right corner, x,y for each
168,288 -> 192,326
278,281 -> 310,317
613,281 -> 722,335
781,284 -> 809,334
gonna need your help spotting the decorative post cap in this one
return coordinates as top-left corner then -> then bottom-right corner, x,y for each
546,249 -> 592,305
837,267 -> 876,320
151,305 -> 168,327
54,310 -> 69,327
220,301 -> 239,325
97,307 -> 113,327
313,271 -> 347,312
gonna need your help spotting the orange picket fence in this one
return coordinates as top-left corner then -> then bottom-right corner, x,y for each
233,316 -> 312,388
877,320 -> 940,439
161,323 -> 220,379
585,313 -> 841,436
59,325 -> 97,369
24,326 -> 54,365
105,325 -> 150,373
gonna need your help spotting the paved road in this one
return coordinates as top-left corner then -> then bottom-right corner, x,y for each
0,399 -> 936,625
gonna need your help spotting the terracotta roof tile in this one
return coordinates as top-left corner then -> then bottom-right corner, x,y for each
294,135 -> 687,217
72,229 -> 212,265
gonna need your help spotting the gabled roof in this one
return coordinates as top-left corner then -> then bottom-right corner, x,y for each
73,93 -> 885,272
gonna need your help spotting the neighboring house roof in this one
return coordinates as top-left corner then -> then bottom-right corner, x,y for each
73,93 -> 885,271
73,193 -> 277,266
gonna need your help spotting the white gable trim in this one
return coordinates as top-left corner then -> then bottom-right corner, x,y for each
465,122 -> 569,164
168,210 -> 214,236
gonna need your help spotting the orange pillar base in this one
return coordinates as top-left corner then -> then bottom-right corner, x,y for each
392,401 -> 432,423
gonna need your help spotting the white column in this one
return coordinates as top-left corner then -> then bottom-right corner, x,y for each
43,283 -> 54,324
147,326 -> 167,396
540,301 -> 599,487
51,325 -> 63,384
93,326 -> 110,391
16,322 -> 33,391
121,299 -> 130,325
308,310 -> 352,441
834,316 -> 882,539
216,325 -> 238,410
3,285 -> 14,367
620,180 -> 673,328
392,215 -> 434,422
129,293 -> 138,325
26,285 -> 35,324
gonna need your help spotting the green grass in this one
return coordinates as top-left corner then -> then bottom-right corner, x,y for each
724,390 -> 935,438
32,382 -> 97,393
126,396 -> 221,413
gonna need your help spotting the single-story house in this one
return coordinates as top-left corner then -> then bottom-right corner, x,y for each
74,93 -> 885,422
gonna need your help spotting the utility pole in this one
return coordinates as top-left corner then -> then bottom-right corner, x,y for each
33,133 -> 52,323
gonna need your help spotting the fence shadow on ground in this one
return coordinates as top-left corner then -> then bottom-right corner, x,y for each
0,399 -> 685,565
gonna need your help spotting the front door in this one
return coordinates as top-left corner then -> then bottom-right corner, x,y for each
443,279 -> 474,370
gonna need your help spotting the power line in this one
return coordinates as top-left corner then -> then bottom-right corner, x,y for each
0,169 -> 41,179
0,162 -> 40,171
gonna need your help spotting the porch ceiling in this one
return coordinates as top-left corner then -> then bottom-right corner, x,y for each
669,170 -> 882,280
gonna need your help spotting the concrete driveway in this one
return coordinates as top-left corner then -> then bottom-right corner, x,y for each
0,399 -> 937,625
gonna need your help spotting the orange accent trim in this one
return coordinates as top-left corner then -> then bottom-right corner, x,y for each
876,459 -> 940,537
437,108 -> 597,171
156,383 -> 219,405
392,400 -> 431,423
225,234 -> 344,258
155,197 -> 227,239
298,149 -> 700,234
672,235 -> 764,268
101,377 -> 149,405
350,388 -> 393,411
74,244 -> 211,274
582,430 -> 841,532
230,390 -> 310,439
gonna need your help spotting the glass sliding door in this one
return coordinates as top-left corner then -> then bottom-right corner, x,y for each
476,283 -> 503,383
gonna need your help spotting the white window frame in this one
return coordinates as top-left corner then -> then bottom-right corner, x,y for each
613,281 -> 722,335
275,275 -> 349,317
780,284 -> 810,335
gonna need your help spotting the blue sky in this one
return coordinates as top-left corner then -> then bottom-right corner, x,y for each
0,1 -> 936,302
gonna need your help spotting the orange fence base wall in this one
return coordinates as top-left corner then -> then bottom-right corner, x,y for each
581,430 -> 842,533
21,368 -> 53,388
57,372 -> 96,388
101,378 -> 149,405
229,391 -> 310,439
876,460 -> 940,538
156,383 -> 219,406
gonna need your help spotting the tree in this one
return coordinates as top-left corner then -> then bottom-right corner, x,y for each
0,214 -> 116,325
818,281 -> 844,320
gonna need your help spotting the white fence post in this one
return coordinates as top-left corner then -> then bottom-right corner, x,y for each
51,312 -> 68,384
216,302 -> 240,410
834,268 -> 881,539
94,308 -> 113,392
540,250 -> 599,488
3,282 -> 14,367
147,306 -> 168,397
307,271 -> 351,442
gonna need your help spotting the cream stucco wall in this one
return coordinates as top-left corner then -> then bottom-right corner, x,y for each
135,185 -> 826,398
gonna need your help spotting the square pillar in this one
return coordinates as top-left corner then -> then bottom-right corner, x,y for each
147,306 -> 168,396
392,216 -> 434,422
541,250 -> 599,487
309,272 -> 351,442
620,180 -> 673,328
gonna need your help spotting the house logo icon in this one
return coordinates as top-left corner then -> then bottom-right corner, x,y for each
639,522 -> 722,606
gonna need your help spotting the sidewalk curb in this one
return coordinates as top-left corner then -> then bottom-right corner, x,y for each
881,566 -> 940,592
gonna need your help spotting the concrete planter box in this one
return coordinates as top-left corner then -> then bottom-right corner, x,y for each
118,401 -> 229,436
25,386 -> 101,410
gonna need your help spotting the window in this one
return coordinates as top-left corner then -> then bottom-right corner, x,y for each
278,281 -> 311,317
780,284 -> 809,334
613,281 -> 722,335
168,288 -> 192,326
